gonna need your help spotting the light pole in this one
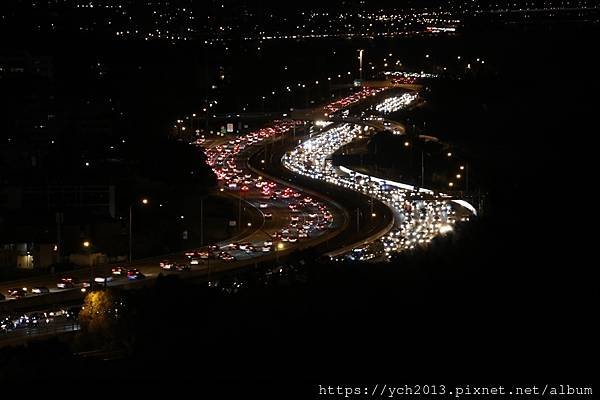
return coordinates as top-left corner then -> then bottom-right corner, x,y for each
83,240 -> 92,290
358,49 -> 364,81
276,242 -> 284,265
129,198 -> 149,265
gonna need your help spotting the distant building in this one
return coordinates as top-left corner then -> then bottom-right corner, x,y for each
0,243 -> 55,270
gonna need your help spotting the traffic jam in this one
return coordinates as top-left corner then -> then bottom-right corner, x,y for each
1,88 -> 437,302
163,119 -> 339,267
282,94 -> 475,261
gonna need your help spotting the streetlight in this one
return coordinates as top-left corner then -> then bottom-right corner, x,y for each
276,242 -> 284,265
129,198 -> 149,264
358,49 -> 364,81
83,241 -> 93,289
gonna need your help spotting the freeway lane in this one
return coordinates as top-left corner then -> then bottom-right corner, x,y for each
249,134 -> 395,258
0,87 -> 419,313
282,118 -> 475,260
1,121 -> 348,314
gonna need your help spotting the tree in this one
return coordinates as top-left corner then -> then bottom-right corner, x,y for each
79,290 -> 120,346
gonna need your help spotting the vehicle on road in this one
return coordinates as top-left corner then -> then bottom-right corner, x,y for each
127,269 -> 145,280
31,287 -> 50,294
172,263 -> 191,272
8,288 -> 27,298
112,266 -> 128,276
57,277 -> 76,288
94,276 -> 114,284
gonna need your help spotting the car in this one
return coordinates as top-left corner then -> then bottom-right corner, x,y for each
264,240 -> 273,247
173,263 -> 191,272
31,287 -> 50,294
238,242 -> 252,251
127,269 -> 146,280
291,215 -> 299,222
8,288 -> 27,298
28,312 -> 48,326
94,276 -> 114,284
219,252 -> 235,262
160,260 -> 174,270
198,251 -> 210,259
261,246 -> 271,252
81,281 -> 92,288
264,212 -> 273,219
288,236 -> 298,243
112,266 -> 128,276
1,317 -> 14,331
57,277 -> 76,289
259,202 -> 268,209
66,306 -> 81,320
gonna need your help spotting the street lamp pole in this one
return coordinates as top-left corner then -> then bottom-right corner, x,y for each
358,49 -> 364,81
129,198 -> 148,265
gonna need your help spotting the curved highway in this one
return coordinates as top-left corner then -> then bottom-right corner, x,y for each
281,94 -> 477,261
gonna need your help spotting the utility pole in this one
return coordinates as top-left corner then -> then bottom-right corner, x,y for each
356,208 -> 360,233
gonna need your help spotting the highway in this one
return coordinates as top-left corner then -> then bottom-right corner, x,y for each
281,92 -> 477,261
1,84 -> 473,331
1,93 -> 381,313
